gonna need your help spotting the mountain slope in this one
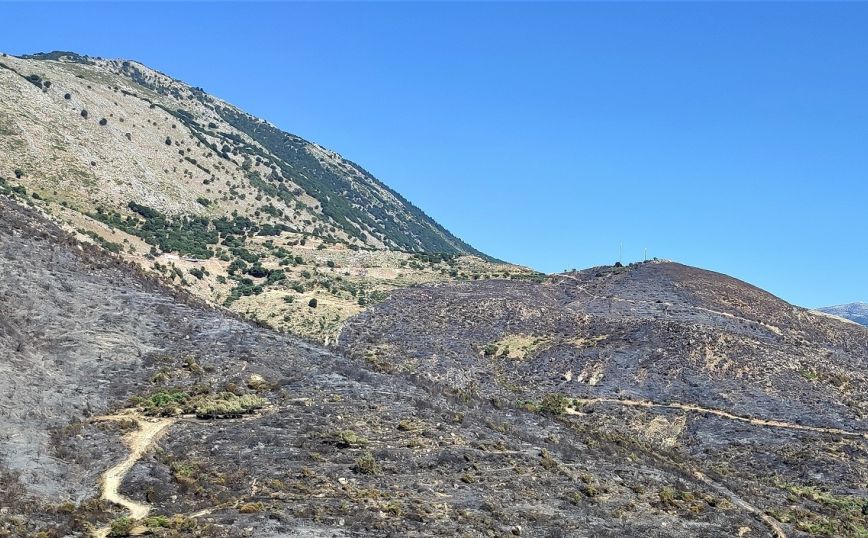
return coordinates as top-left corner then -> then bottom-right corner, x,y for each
817,303 -> 868,326
0,50 -> 478,255
340,260 -> 868,537
0,195 -> 780,538
0,51 -> 536,342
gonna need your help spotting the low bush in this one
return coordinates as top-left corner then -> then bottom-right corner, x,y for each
108,516 -> 135,537
137,389 -> 267,418
335,429 -> 367,448
539,393 -> 569,415
353,451 -> 381,475
238,502 -> 264,514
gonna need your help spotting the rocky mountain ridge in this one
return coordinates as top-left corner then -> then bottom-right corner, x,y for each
1,50 -> 479,255
817,303 -> 868,327
0,51 -> 537,342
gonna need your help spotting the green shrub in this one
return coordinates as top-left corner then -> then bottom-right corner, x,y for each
108,516 -> 135,537
335,429 -> 367,448
539,393 -> 569,415
142,515 -> 169,528
246,264 -> 268,278
192,393 -> 266,419
353,451 -> 381,475
238,502 -> 264,513
138,389 -> 189,416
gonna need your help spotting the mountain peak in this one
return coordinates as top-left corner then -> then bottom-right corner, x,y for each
816,302 -> 868,326
0,50 -> 482,256
0,51 -> 535,343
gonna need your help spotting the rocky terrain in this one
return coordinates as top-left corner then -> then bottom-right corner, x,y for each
817,303 -> 868,327
2,50 -> 868,538
3,192 -> 868,538
0,51 -> 538,343
339,262 -> 868,537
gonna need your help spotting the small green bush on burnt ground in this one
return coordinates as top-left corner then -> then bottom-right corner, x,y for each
134,389 -> 266,418
332,429 -> 367,448
538,393 -> 570,415
353,451 -> 381,475
107,514 -> 200,536
108,516 -> 135,537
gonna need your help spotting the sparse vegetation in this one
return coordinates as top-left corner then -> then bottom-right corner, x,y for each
135,389 -> 266,418
352,451 -> 381,475
108,516 -> 135,537
538,393 -> 569,415
334,429 -> 367,448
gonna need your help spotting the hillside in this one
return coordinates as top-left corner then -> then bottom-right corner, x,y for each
817,303 -> 868,327
0,51 -> 537,342
4,191 -> 868,537
4,48 -> 868,538
340,260 -> 868,537
0,193 -> 789,538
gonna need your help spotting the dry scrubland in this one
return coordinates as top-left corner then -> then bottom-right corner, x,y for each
0,51 -> 539,342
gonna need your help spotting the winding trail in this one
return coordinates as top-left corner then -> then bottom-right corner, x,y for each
88,408 -> 272,537
689,469 -> 787,538
91,414 -> 175,538
567,397 -> 868,538
569,397 -> 868,439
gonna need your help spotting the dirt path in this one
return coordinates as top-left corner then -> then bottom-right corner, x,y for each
569,397 -> 868,439
91,414 -> 175,538
86,408 -> 272,536
690,469 -> 788,538
567,397 -> 808,537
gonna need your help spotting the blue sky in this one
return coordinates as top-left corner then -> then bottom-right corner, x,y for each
2,2 -> 866,307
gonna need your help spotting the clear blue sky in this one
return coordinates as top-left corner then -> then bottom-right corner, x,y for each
2,2 -> 866,308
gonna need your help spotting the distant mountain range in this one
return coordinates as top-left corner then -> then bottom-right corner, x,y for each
816,302 -> 868,326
